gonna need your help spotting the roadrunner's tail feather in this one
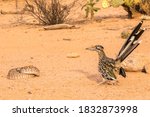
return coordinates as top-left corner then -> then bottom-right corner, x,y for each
116,21 -> 145,62
119,29 -> 144,62
118,20 -> 143,56
120,35 -> 143,62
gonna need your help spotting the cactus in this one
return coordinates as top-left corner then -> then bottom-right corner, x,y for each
111,0 -> 124,7
82,0 -> 100,19
102,0 -> 141,7
102,0 -> 124,8
102,0 -> 150,18
124,0 -> 150,18
102,0 -> 110,8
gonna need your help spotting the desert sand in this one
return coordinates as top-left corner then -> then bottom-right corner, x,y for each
0,0 -> 150,100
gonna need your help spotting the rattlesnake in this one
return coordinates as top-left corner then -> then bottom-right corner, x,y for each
7,65 -> 40,80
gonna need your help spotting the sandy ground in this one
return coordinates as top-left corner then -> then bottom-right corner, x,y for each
0,0 -> 150,100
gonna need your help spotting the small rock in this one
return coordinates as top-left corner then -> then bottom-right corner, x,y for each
140,15 -> 150,20
27,91 -> 32,94
33,20 -> 36,22
63,38 -> 71,41
121,30 -> 130,39
104,27 -> 120,30
144,63 -> 150,73
67,52 -> 80,58
121,54 -> 149,72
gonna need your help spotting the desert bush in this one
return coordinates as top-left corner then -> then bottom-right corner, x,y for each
25,0 -> 77,25
101,0 -> 150,18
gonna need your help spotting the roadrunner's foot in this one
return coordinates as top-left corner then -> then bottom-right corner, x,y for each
97,78 -> 106,85
98,79 -> 119,85
106,80 -> 119,85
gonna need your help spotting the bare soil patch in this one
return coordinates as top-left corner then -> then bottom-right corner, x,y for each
0,0 -> 150,100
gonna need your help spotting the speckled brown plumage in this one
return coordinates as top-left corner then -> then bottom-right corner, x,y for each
86,21 -> 145,84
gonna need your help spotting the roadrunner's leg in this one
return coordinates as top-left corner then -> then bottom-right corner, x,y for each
97,78 -> 119,85
97,78 -> 106,85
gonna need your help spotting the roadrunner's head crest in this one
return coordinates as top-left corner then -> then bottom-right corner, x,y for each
86,45 -> 104,52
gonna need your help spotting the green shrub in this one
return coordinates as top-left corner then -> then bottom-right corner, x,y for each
82,0 -> 100,19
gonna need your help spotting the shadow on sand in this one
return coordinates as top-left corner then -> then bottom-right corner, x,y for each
70,70 -> 102,83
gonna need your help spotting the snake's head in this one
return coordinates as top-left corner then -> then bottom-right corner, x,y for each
86,45 -> 104,52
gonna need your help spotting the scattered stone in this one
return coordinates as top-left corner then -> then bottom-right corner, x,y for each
121,54 -> 149,72
30,57 -> 34,59
67,52 -> 80,58
121,30 -> 130,39
144,63 -> 150,73
27,91 -> 32,94
103,27 -> 120,30
63,38 -> 71,41
140,15 -> 150,20
0,10 -> 24,14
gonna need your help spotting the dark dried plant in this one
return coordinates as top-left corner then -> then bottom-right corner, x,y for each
25,0 -> 77,25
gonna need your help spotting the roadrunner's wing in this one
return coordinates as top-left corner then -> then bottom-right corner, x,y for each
116,20 -> 145,62
101,63 -> 117,80
100,58 -> 117,80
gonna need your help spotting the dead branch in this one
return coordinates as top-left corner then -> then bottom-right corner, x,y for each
24,0 -> 78,25
43,24 -> 79,30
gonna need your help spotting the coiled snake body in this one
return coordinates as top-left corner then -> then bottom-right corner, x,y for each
7,65 -> 40,79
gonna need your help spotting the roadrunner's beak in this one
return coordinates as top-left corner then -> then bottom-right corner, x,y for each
86,46 -> 96,51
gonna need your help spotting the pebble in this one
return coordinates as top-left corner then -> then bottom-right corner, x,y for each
121,54 -> 149,72
121,30 -> 130,39
67,52 -> 80,58
144,63 -> 150,73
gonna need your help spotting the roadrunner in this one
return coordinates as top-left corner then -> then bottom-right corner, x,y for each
86,21 -> 145,84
